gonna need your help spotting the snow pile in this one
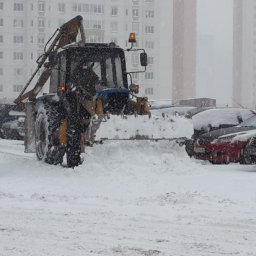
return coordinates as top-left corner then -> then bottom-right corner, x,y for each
95,113 -> 193,139
1,113 -> 256,255
149,99 -> 172,109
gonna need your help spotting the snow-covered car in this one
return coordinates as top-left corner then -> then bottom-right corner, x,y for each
0,106 -> 25,140
185,108 -> 255,158
193,114 -> 256,164
151,106 -> 197,117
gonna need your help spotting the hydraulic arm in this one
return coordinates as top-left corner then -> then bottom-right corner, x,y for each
14,15 -> 85,105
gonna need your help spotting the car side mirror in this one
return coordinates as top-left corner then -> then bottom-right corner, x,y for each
140,52 -> 148,67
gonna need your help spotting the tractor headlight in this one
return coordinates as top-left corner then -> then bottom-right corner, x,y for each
129,84 -> 139,94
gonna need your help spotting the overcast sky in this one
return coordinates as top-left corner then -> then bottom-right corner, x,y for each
198,0 -> 233,49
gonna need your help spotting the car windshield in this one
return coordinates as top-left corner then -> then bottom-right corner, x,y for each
239,114 -> 256,127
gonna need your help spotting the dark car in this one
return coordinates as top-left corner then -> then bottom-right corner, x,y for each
193,114 -> 256,164
185,107 -> 255,158
0,104 -> 25,140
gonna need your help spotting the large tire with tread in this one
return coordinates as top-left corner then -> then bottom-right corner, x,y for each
35,103 -> 65,165
240,149 -> 253,164
66,127 -> 81,168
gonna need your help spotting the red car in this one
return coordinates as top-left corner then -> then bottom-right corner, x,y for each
193,115 -> 256,164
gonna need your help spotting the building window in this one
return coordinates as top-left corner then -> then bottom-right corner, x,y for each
38,2 -> 45,12
0,84 -> 3,92
0,35 -> 3,43
14,3 -> 23,11
13,52 -> 24,60
148,56 -> 154,64
14,36 -> 24,43
145,72 -> 154,80
132,8 -> 139,17
38,19 -> 45,28
126,9 -> 128,16
90,4 -> 104,14
111,6 -> 118,16
145,10 -> 154,18
38,36 -> 45,44
111,22 -> 118,33
73,4 -> 104,13
145,26 -> 154,33
14,68 -> 23,76
0,18 -> 3,26
0,3 -> 3,10
145,40 -> 154,49
73,3 -> 89,12
13,19 -> 24,27
85,20 -> 104,30
0,68 -> 3,75
0,52 -> 3,59
131,73 -> 139,80
13,85 -> 23,92
132,22 -> 139,33
145,88 -> 153,95
58,3 -> 65,12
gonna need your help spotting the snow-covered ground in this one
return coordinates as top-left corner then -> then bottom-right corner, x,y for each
1,114 -> 256,256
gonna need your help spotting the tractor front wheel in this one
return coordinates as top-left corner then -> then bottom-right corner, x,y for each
35,103 -> 65,165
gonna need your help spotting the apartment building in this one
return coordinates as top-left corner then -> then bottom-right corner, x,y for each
0,0 -> 161,101
172,0 -> 197,104
233,0 -> 256,108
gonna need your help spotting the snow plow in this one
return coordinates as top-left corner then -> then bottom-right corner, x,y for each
14,16 -> 150,168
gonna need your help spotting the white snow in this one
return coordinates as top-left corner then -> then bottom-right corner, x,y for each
192,108 -> 255,130
1,114 -> 256,256
96,113 -> 193,140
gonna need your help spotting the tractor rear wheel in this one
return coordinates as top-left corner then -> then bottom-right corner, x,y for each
35,103 -> 65,165
66,127 -> 81,168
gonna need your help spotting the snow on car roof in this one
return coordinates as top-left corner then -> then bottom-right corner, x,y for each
151,106 -> 196,116
192,108 -> 255,130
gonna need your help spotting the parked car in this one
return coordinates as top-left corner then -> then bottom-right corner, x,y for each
0,104 -> 25,140
151,106 -> 197,117
239,132 -> 256,164
185,107 -> 255,158
192,114 -> 256,164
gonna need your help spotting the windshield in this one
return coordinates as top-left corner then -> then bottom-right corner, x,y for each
69,48 -> 125,89
240,114 -> 256,127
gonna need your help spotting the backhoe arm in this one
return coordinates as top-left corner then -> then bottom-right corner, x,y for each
14,15 -> 85,105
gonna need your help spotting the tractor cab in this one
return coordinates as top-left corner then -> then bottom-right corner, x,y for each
49,44 -> 128,94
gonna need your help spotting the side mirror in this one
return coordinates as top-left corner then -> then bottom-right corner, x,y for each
140,52 -> 148,67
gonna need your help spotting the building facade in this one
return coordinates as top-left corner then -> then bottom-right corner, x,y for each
233,0 -> 256,108
0,0 -> 161,102
172,0 -> 197,104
